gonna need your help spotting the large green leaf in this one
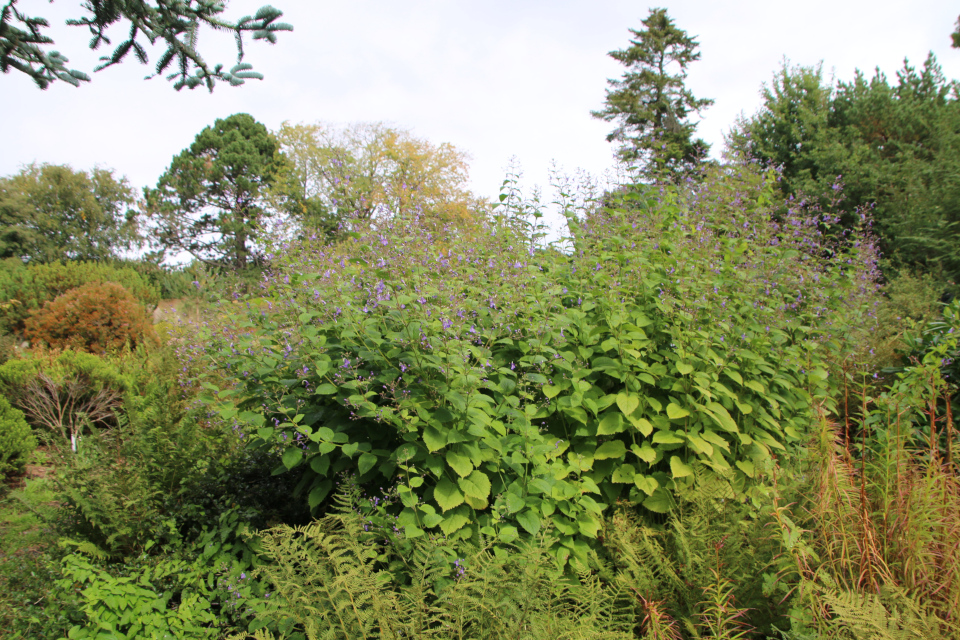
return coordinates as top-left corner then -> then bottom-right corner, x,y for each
666,403 -> 690,419
446,450 -> 473,477
616,393 -> 640,416
516,508 -> 541,535
597,411 -> 626,435
434,477 -> 464,512
595,440 -> 627,459
670,455 -> 693,478
458,470 -> 491,499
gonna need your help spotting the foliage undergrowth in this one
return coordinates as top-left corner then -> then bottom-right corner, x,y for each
200,160 -> 879,567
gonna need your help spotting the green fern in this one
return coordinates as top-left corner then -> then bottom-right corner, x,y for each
819,585 -> 953,640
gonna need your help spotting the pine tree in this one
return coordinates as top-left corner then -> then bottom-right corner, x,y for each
145,113 -> 289,270
0,1 -> 292,90
592,8 -> 713,181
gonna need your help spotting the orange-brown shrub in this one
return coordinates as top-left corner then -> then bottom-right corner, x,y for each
24,281 -> 157,353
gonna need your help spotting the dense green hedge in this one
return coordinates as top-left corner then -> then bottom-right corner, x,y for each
0,259 -> 160,335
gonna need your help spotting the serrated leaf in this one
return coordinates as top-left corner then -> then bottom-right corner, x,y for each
439,506 -> 470,535
458,470 -> 491,499
631,442 -> 657,463
505,492 -> 524,514
422,513 -> 444,528
629,417 -> 653,436
595,440 -> 627,459
499,526 -> 519,543
597,412 -> 625,435
634,474 -> 658,496
670,455 -> 693,478
612,463 -> 636,483
423,427 -> 446,452
516,509 -> 541,535
434,477 -> 464,512
446,450 -> 473,477
616,393 -> 640,416
642,488 -> 675,513
666,403 -> 690,419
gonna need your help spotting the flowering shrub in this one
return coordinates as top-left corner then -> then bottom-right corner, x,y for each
24,281 -> 157,354
203,161 -> 879,564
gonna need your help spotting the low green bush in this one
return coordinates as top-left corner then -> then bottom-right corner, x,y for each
0,259 -> 160,336
24,281 -> 157,354
0,395 -> 35,478
0,350 -> 130,448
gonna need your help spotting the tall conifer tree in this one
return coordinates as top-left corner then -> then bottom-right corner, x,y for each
593,8 -> 713,181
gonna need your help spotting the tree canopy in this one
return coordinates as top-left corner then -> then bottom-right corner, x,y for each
0,163 -> 139,263
145,113 -> 288,270
0,0 -> 292,90
274,121 -> 485,238
592,8 -> 713,180
728,54 -> 960,286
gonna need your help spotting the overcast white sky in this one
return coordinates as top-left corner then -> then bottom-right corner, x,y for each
3,1 -> 960,206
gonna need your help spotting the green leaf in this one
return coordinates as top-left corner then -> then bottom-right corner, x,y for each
446,450 -> 473,477
595,440 -> 627,459
505,492 -> 525,514
705,401 -> 739,433
676,362 -> 693,375
616,393 -> 640,416
499,526 -> 519,543
434,477 -> 464,512
308,481 -> 332,510
670,455 -> 693,478
315,383 -> 337,395
357,453 -> 377,476
282,447 -> 301,470
736,459 -> 755,477
634,474 -> 658,496
666,403 -> 690,420
597,412 -> 626,435
439,506 -> 470,535
543,384 -> 562,398
422,513 -> 444,528
631,442 -> 657,463
577,513 -> 601,538
629,417 -> 653,436
652,431 -> 684,444
458,470 -> 491,499
612,463 -> 637,483
423,427 -> 446,453
642,488 -> 675,514
342,442 -> 359,458
516,509 -> 541,535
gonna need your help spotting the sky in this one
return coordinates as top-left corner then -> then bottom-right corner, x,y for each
3,0 -> 960,210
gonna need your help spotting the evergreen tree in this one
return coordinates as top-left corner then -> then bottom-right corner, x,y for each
592,8 -> 713,181
730,55 -> 960,286
145,113 -> 288,270
0,0 -> 291,90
